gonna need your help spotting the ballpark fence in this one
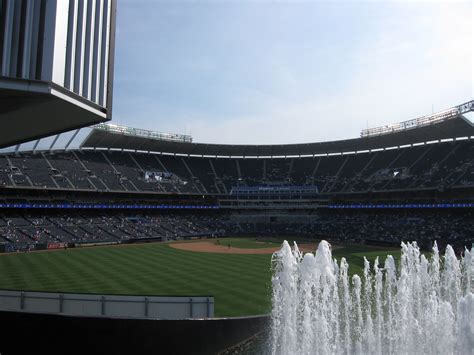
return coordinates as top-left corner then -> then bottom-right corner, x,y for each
0,289 -> 214,319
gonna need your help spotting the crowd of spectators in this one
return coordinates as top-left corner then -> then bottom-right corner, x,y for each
0,209 -> 471,254
227,209 -> 472,253
0,213 -> 226,248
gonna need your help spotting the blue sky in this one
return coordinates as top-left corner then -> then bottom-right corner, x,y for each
111,0 -> 473,144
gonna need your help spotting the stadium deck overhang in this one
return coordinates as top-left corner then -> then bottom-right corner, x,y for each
0,0 -> 117,149
0,78 -> 109,149
81,114 -> 474,157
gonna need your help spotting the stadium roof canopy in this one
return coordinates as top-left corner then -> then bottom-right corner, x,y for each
81,101 -> 474,157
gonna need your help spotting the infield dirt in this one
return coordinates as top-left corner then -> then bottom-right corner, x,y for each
170,240 -> 318,254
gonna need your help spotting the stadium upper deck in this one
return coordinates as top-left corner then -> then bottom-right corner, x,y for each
0,101 -> 472,205
80,101 -> 474,157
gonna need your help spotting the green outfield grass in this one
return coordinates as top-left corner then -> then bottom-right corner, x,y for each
332,244 -> 401,276
0,239 -> 400,317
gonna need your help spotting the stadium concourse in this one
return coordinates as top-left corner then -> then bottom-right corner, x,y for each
0,102 -> 473,253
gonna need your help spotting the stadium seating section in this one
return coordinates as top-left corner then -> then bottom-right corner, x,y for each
0,140 -> 472,194
0,209 -> 471,254
0,139 -> 472,251
0,213 -> 227,246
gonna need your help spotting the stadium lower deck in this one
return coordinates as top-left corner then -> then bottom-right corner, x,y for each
0,208 -> 471,255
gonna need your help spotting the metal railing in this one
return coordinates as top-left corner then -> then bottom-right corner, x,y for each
0,290 -> 213,319
94,123 -> 193,143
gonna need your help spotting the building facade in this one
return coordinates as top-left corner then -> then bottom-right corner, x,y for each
0,0 -> 116,147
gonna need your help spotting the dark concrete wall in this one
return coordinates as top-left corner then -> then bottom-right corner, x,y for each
0,310 -> 270,355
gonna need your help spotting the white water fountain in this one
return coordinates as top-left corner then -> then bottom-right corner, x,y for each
271,241 -> 474,355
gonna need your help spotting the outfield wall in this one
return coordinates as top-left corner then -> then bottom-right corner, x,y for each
0,290 -> 213,319
0,310 -> 270,355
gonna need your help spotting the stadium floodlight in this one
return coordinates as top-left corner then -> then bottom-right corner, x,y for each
0,0 -> 117,148
91,123 -> 193,143
361,100 -> 474,138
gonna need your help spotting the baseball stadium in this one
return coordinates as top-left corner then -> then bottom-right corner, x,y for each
0,1 -> 473,354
